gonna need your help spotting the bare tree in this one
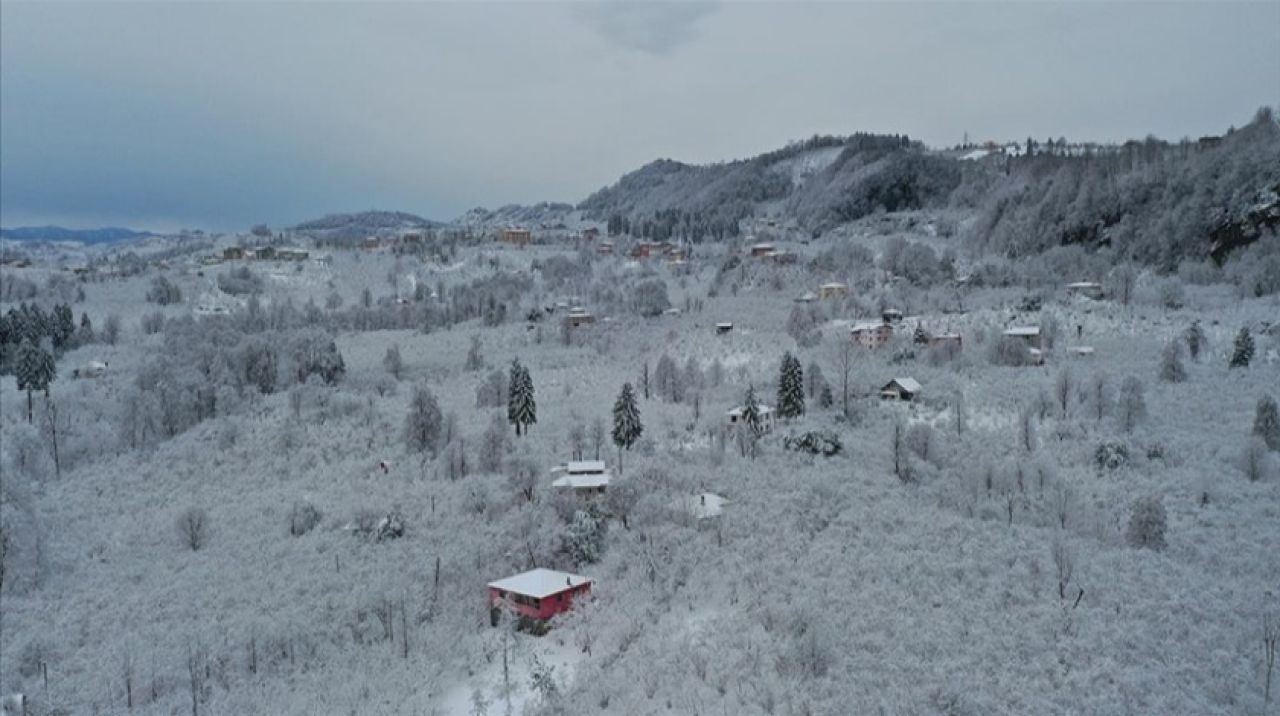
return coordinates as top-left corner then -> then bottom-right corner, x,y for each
177,508 -> 209,552
1051,536 -> 1075,601
1266,593 -> 1278,705
830,339 -> 855,418
1088,372 -> 1110,422
383,344 -> 404,380
1054,367 -> 1073,417
892,421 -> 914,484
1018,407 -> 1037,453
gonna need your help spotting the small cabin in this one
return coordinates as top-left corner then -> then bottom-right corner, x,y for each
71,360 -> 108,379
1068,346 -> 1095,358
276,248 -> 310,261
880,377 -> 921,401
818,282 -> 848,300
851,320 -> 893,349
749,243 -> 776,258
550,461 -> 611,496
795,291 -> 818,304
565,309 -> 595,328
1065,281 -> 1104,300
715,322 -> 734,335
725,404 -> 775,434
882,309 -> 904,324
597,241 -> 615,255
488,568 -> 592,627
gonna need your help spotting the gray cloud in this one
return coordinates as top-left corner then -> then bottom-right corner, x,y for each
576,1 -> 719,54
1,1 -> 1276,231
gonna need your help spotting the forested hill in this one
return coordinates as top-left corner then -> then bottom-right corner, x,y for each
967,110 -> 1280,268
577,110 -> 1280,266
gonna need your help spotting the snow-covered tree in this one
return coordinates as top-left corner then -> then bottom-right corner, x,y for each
478,413 -> 508,473
15,338 -> 54,423
1254,395 -> 1280,451
383,344 -> 404,380
507,359 -> 536,436
1126,495 -> 1167,551
777,352 -> 805,419
1158,340 -> 1187,383
1230,327 -> 1254,368
1185,320 -> 1206,361
653,353 -> 682,403
1117,376 -> 1146,433
404,384 -> 443,456
611,382 -> 642,473
465,335 -> 484,371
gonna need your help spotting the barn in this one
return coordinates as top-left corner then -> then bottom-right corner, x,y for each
488,569 -> 593,627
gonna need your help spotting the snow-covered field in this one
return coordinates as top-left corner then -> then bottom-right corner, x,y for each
1,225 -> 1278,715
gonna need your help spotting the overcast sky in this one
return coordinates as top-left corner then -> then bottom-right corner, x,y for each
2,1 -> 1277,232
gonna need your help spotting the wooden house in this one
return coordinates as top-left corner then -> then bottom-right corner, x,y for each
749,242 -> 776,258
550,460 -> 611,495
1004,326 -> 1042,350
715,322 -> 734,335
499,228 -> 531,245
879,377 -> 921,401
818,282 -> 848,300
1066,281 -> 1104,300
565,308 -> 595,328
488,568 -> 592,627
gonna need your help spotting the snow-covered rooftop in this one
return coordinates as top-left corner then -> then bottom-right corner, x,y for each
566,460 -> 606,475
1005,326 -> 1041,336
726,404 -> 774,418
552,472 -> 612,489
488,568 -> 592,598
819,282 -> 847,289
852,320 -> 889,333
886,377 -> 922,393
1066,281 -> 1101,289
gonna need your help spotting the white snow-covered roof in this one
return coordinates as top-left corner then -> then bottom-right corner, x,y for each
566,460 -> 606,475
1005,326 -> 1041,336
819,282 -> 847,289
960,149 -> 990,161
1066,281 -> 1101,289
932,333 -> 962,340
1069,346 -> 1095,355
750,242 -> 775,250
552,472 -> 611,490
885,377 -> 922,393
796,292 -> 818,302
488,568 -> 592,598
716,322 -> 733,328
726,404 -> 774,418
676,492 -> 729,520
852,320 -> 890,333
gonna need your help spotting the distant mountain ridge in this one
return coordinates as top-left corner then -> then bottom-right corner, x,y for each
292,210 -> 438,232
0,225 -> 152,244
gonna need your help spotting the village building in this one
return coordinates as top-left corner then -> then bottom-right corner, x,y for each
71,360 -> 108,379
550,460 -> 612,495
499,228 -> 532,245
818,282 -> 848,300
565,308 -> 596,328
749,242 -> 776,258
1068,346 -> 1095,358
223,246 -> 245,260
882,308 -> 904,324
276,247 -> 310,261
487,568 -> 592,627
795,291 -> 818,303
725,404 -> 775,434
253,246 -> 277,260
597,240 -> 615,255
851,320 -> 894,349
715,322 -> 734,335
1066,281 -> 1104,300
880,377 -> 922,401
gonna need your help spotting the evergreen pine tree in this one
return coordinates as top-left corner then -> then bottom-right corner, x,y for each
78,313 -> 95,345
51,304 -> 75,352
777,352 -> 805,418
611,382 -> 643,473
913,324 -> 930,345
507,360 -> 536,436
15,338 -> 50,423
1158,340 -> 1186,383
1254,395 -> 1280,451
742,385 -> 762,435
1229,328 -> 1254,368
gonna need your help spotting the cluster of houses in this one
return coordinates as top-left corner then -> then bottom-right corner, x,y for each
796,281 -> 849,303
221,245 -> 310,262
489,458 -> 729,628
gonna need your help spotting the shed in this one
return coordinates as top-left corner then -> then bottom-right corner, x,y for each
749,243 -> 776,258
795,291 -> 818,303
1004,325 -> 1043,350
72,360 -> 108,379
880,377 -> 922,401
551,461 -> 612,495
882,309 -> 904,323
488,568 -> 592,626
715,322 -> 734,335
1065,281 -> 1104,300
818,282 -> 848,300
566,309 -> 595,328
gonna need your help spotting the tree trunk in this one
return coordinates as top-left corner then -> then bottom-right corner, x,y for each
26,389 -> 33,423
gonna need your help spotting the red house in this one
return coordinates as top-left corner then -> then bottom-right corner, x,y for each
488,568 -> 593,627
